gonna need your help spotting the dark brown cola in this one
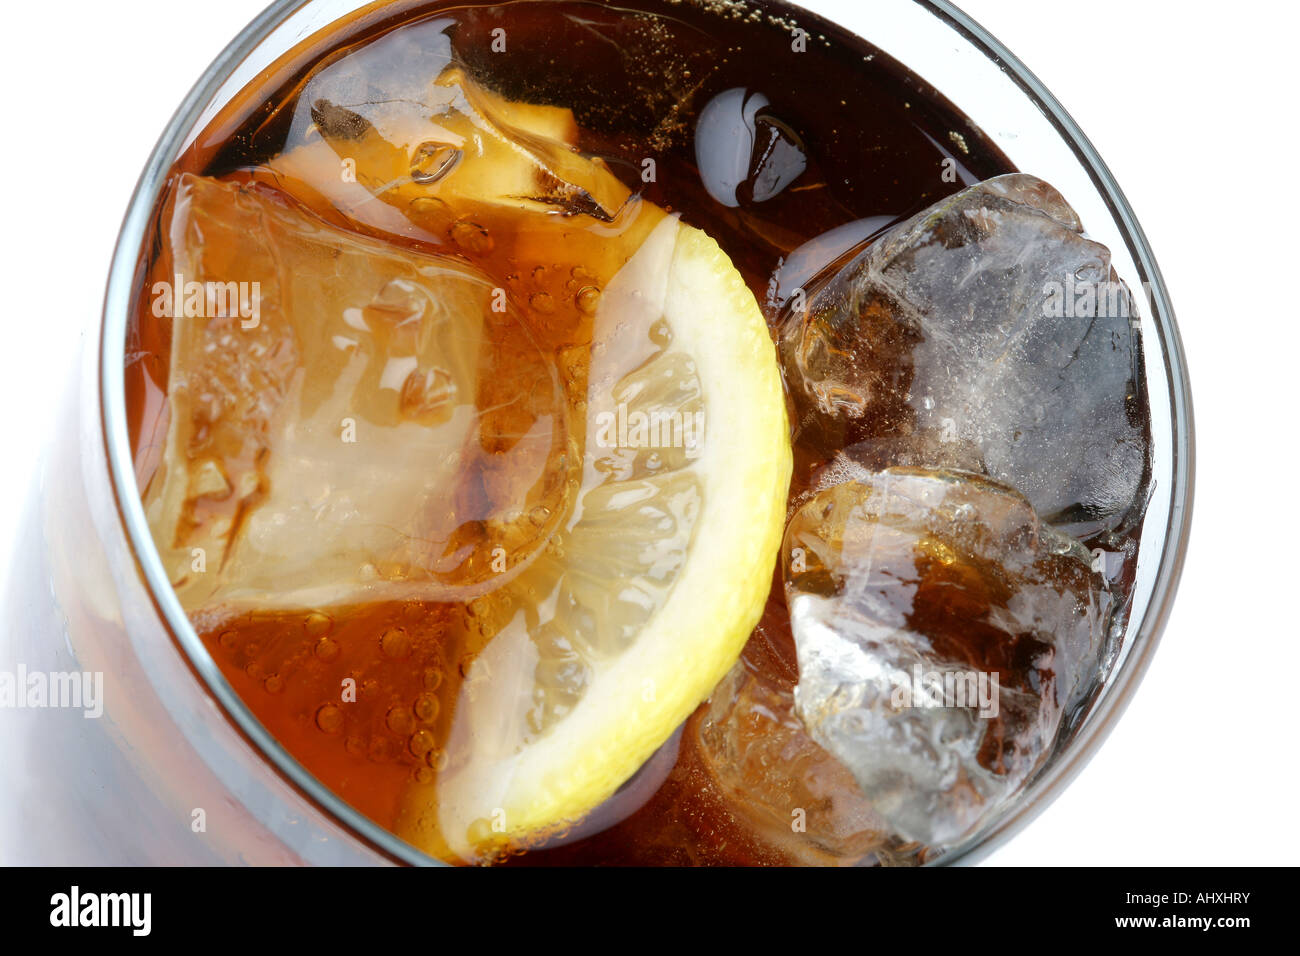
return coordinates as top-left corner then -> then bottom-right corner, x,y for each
124,0 -> 1148,866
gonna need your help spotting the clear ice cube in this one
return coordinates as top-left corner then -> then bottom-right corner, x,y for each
694,87 -> 808,207
692,602 -> 899,865
143,174 -> 573,625
779,174 -> 1151,539
784,466 -> 1110,847
266,17 -> 637,251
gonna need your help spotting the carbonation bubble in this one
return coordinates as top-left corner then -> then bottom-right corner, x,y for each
649,318 -> 673,348
387,706 -> 416,735
304,612 -> 332,637
426,749 -> 450,772
315,704 -> 344,735
380,627 -> 412,659
414,692 -> 440,722
450,219 -> 493,255
410,195 -> 448,217
410,141 -> 462,184
576,285 -> 601,315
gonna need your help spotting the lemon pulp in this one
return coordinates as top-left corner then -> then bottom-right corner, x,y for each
398,216 -> 791,861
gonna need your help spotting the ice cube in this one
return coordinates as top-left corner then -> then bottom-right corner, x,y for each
265,19 -> 641,260
785,467 -> 1110,847
264,38 -> 670,368
142,174 -> 573,624
676,595 -> 930,863
779,174 -> 1150,540
694,87 -> 808,207
692,602 -> 918,865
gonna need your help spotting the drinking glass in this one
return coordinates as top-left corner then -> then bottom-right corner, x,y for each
0,0 -> 1193,865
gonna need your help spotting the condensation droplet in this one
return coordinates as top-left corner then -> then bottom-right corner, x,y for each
264,674 -> 284,694
315,636 -> 340,662
218,630 -> 238,651
529,292 -> 556,314
423,667 -> 444,692
304,612 -> 333,637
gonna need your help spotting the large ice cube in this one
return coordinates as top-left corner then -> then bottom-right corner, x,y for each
143,175 -> 573,625
695,604 -> 883,864
692,602 -> 923,865
265,18 -> 646,270
779,174 -> 1150,539
785,467 -> 1110,847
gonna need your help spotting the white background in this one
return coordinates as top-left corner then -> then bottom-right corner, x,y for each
0,0 -> 1294,866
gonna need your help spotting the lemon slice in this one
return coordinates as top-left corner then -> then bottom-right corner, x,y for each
398,215 -> 791,861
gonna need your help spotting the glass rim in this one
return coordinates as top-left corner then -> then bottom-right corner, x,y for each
98,0 -> 1195,867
